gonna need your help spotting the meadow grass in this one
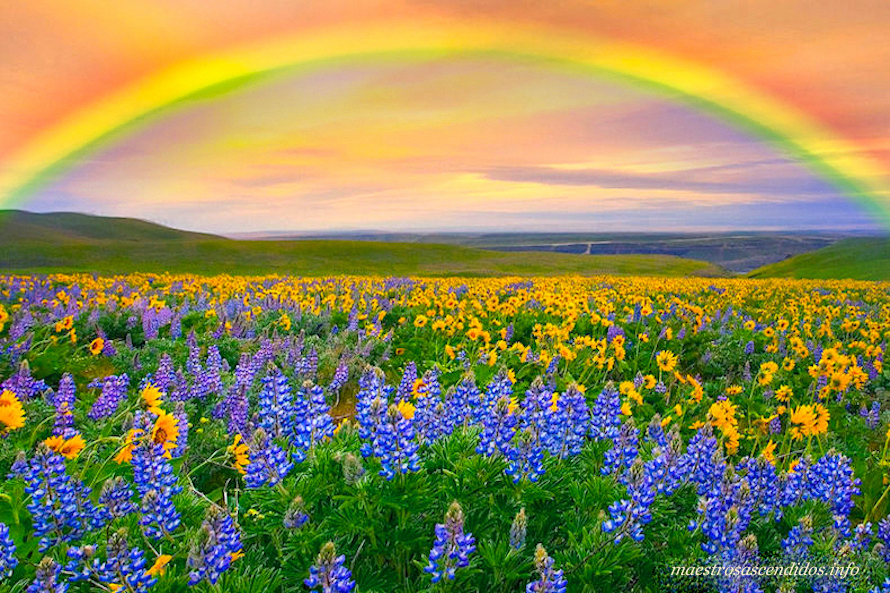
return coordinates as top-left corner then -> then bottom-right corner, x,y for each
0,239 -> 728,277
748,237 -> 890,280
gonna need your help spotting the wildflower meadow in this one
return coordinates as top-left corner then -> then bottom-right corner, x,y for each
0,273 -> 888,593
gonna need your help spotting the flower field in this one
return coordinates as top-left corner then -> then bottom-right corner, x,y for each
0,273 -> 889,592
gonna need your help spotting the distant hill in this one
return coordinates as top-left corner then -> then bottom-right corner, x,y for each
0,210 -> 222,243
0,211 -> 727,277
234,230 -> 852,274
748,237 -> 890,280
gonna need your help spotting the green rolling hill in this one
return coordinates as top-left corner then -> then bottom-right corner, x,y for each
0,211 -> 726,277
748,237 -> 890,280
0,210 -> 219,243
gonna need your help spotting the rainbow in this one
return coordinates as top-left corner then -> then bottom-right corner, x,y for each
2,20 -> 889,226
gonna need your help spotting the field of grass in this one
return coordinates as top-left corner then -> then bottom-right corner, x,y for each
0,238 -> 728,277
748,237 -> 890,280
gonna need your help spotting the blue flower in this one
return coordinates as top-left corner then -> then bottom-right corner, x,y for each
93,532 -> 157,593
544,384 -> 589,459
374,404 -> 421,480
424,502 -> 476,583
781,516 -> 814,559
283,496 -> 310,530
27,557 -> 67,593
526,544 -> 567,593
304,542 -> 355,593
589,386 -> 622,442
87,374 -> 130,420
187,507 -> 243,586
244,429 -> 294,488
19,446 -> 105,551
510,508 -> 527,551
476,395 -> 517,457
504,426 -> 545,484
257,367 -> 294,438
602,420 -> 639,476
292,382 -> 336,455
0,522 -> 17,581
99,476 -> 137,520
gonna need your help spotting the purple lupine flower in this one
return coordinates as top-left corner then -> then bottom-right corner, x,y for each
93,532 -> 157,593
187,508 -> 243,586
98,477 -> 136,520
526,544 -> 567,593
510,508 -> 527,550
602,420 -> 639,476
328,360 -> 349,393
87,374 -> 130,420
781,516 -> 814,559
0,522 -> 17,580
424,502 -> 476,583
18,446 -> 105,551
26,557 -> 67,593
304,542 -> 355,593
283,496 -> 309,530
244,429 -> 293,489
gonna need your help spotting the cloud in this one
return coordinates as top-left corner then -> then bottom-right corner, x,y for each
481,163 -> 836,198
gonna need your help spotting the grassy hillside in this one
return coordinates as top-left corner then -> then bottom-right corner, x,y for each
0,239 -> 727,277
748,237 -> 890,280
0,210 -> 220,243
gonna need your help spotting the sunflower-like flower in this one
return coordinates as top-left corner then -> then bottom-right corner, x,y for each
89,337 -> 105,356
141,383 -> 165,414
43,433 -> 86,459
0,389 -> 25,433
151,410 -> 180,458
227,433 -> 249,474
655,350 -> 678,373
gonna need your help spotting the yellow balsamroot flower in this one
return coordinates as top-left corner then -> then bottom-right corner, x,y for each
656,350 -> 678,373
414,315 -> 428,328
115,428 -> 140,464
725,385 -> 743,396
89,337 -> 105,355
278,313 -> 292,331
152,411 -> 180,458
444,344 -> 456,360
0,389 -> 25,433
55,315 -> 74,332
620,401 -> 632,416
708,399 -> 738,434
688,420 -> 705,430
789,404 -> 830,440
775,385 -> 793,402
761,440 -> 777,464
396,399 -> 416,420
139,385 -> 166,417
673,404 -> 683,417
744,320 -> 756,331
43,433 -> 86,459
643,375 -> 657,390
147,555 -> 173,577
723,426 -> 740,455
228,433 -> 250,474
828,371 -> 851,393
781,357 -> 795,371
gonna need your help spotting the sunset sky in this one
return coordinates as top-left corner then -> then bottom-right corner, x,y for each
2,1 -> 890,233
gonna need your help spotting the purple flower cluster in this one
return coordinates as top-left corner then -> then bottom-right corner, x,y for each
424,502 -> 477,583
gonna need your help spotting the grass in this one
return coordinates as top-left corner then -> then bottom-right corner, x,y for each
0,209 -> 218,243
0,239 -> 728,277
748,237 -> 890,280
